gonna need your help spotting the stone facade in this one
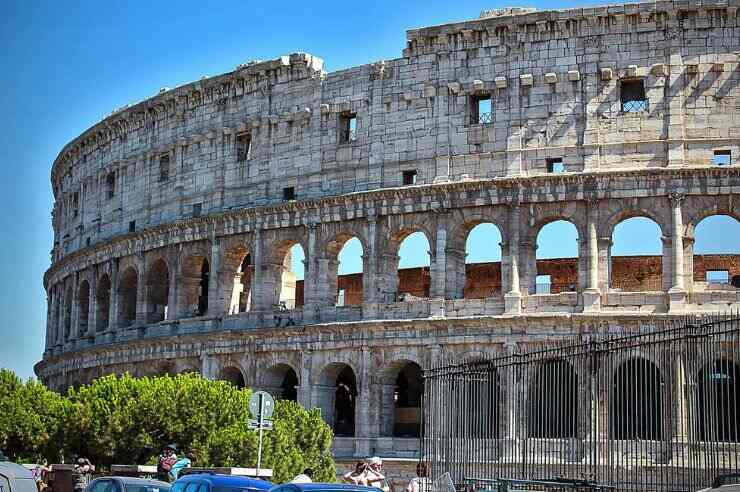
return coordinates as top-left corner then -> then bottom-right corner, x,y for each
38,1 -> 740,460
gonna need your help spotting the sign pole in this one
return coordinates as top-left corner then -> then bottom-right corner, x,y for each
256,392 -> 264,477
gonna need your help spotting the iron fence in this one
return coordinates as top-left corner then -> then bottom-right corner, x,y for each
421,312 -> 740,492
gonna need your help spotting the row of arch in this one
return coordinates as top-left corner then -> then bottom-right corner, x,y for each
47,208 -> 739,345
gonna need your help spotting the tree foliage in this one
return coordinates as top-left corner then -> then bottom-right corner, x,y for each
0,370 -> 335,483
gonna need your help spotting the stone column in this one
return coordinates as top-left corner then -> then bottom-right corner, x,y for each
135,254 -> 147,325
297,350 -> 312,409
430,225 -> 446,298
445,246 -> 466,300
56,285 -> 65,346
250,228 -> 266,311
87,272 -> 97,337
45,289 -> 53,351
504,204 -> 522,314
70,272 -> 79,341
108,260 -> 119,332
583,201 -> 601,311
684,235 -> 695,293
597,237 -> 612,292
362,216 -> 378,305
167,256 -> 180,320
669,194 -> 687,310
208,239 -> 224,315
303,224 -> 318,309
356,347 -> 372,457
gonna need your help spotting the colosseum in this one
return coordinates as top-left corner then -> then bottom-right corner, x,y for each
37,0 -> 740,468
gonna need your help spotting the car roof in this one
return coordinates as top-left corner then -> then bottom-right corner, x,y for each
177,474 -> 272,489
0,462 -> 35,480
97,477 -> 170,487
273,485 -> 380,492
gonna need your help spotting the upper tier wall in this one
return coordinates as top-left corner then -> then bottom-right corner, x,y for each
50,1 -> 740,261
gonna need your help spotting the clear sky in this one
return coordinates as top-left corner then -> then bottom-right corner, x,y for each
0,0 -> 737,381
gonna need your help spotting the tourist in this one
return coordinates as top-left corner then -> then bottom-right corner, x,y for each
73,458 -> 95,492
157,444 -> 178,482
365,457 -> 389,492
290,468 -> 313,483
343,461 -> 368,485
406,462 -> 430,492
169,450 -> 196,482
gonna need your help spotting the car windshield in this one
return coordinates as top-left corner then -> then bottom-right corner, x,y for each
125,485 -> 170,492
212,487 -> 265,492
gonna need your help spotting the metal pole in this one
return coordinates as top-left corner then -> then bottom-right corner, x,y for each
257,393 -> 264,476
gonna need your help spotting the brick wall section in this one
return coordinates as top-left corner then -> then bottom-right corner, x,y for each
301,255 -> 740,302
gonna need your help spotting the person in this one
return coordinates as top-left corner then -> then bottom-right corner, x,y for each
157,444 -> 178,482
33,460 -> 51,492
406,462 -> 431,492
290,468 -> 313,484
364,457 -> 389,492
343,461 -> 368,486
169,450 -> 195,482
73,458 -> 95,492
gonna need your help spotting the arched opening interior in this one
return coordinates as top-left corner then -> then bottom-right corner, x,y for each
697,359 -> 740,442
222,246 -> 252,315
146,259 -> 169,323
264,363 -> 299,401
609,358 -> 663,440
78,280 -> 90,335
528,359 -> 578,438
181,254 -> 210,317
238,254 -> 253,312
96,274 -> 111,332
218,366 -> 246,389
335,237 -> 364,306
279,244 -> 305,310
693,215 -> 740,291
610,217 -> 663,292
318,363 -> 357,437
118,267 -> 138,327
198,259 -> 209,315
397,231 -> 431,300
64,287 -> 73,340
464,223 -> 502,299
535,220 -> 579,294
393,362 -> 423,438
452,364 -> 500,439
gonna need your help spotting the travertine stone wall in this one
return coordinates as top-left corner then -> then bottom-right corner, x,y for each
39,1 -> 740,459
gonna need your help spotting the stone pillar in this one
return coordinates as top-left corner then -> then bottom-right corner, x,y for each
297,350 -> 312,409
208,239 -> 223,315
504,204 -> 522,314
684,235 -> 695,292
362,216 -> 378,305
356,347 -> 372,457
56,285 -> 65,346
303,225 -> 318,308
108,260 -> 119,332
135,254 -> 147,325
45,289 -> 53,351
669,194 -> 687,309
70,272 -> 79,341
445,246 -> 466,300
87,272 -> 97,337
597,237 -> 612,292
583,202 -> 601,311
250,228 -> 265,311
167,256 -> 179,320
430,225 -> 446,298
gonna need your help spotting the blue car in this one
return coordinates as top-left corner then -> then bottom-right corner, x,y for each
269,484 -> 381,492
173,474 -> 272,492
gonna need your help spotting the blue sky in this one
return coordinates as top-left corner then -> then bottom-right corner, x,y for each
0,0 -> 736,380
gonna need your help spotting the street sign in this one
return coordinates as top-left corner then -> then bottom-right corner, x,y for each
248,419 -> 274,430
249,391 -> 275,419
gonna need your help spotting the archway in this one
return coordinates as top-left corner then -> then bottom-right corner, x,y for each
318,363 -> 357,437
237,254 -> 253,313
182,255 -> 209,316
96,274 -> 111,332
117,267 -> 138,327
609,358 -> 663,440
397,231 -> 431,300
451,364 -> 500,439
78,280 -> 90,335
218,366 -> 246,389
610,217 -> 663,291
693,215 -> 740,291
64,287 -> 73,340
696,359 -> 740,442
464,223 -> 503,299
535,220 -> 579,294
281,244 -> 305,310
335,237 -> 364,306
264,363 -> 299,401
393,362 -> 423,437
528,359 -> 578,438
146,259 -> 169,323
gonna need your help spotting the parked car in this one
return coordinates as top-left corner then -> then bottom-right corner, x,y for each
0,460 -> 37,492
86,477 -> 170,492
173,473 -> 272,492
269,484 -> 381,492
698,473 -> 740,492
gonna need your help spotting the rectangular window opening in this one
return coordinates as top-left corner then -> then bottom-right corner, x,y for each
621,79 -> 648,113
192,203 -> 202,217
283,187 -> 296,201
536,274 -> 552,294
402,170 -> 418,186
159,154 -> 170,182
707,270 -> 730,284
546,158 -> 565,173
713,150 -> 731,166
106,173 -> 115,199
339,113 -> 357,143
236,132 -> 252,162
471,95 -> 493,124
128,220 -> 136,233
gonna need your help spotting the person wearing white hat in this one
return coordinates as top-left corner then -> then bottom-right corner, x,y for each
365,457 -> 389,492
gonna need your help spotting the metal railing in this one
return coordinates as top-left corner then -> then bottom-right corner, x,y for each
421,312 -> 740,492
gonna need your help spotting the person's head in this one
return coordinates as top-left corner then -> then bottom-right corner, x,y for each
187,450 -> 196,463
416,462 -> 429,478
354,461 -> 366,473
76,458 -> 86,466
368,456 -> 382,472
302,468 -> 313,478
163,444 -> 177,455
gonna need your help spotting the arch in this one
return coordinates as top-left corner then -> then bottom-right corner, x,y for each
96,274 -> 111,332
117,266 -> 138,327
609,358 -> 664,440
535,220 -> 579,294
331,235 -> 364,307
64,286 -> 73,340
396,231 -> 432,300
78,280 -> 90,335
181,255 -> 209,316
218,366 -> 246,389
223,246 -> 253,314
317,362 -> 357,437
696,359 -> 740,442
464,223 -> 503,299
610,216 -> 664,292
263,363 -> 299,401
146,259 -> 169,323
282,243 -> 305,309
692,215 -> 740,290
527,358 -> 578,438
390,361 -> 423,437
